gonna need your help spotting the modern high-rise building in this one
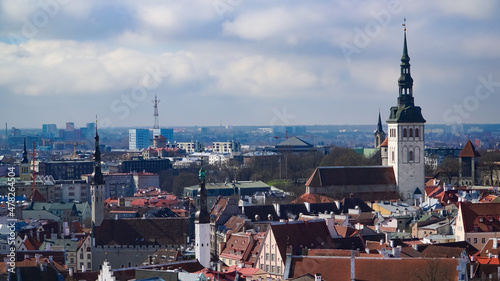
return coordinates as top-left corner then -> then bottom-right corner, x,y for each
129,129 -> 151,150
66,122 -> 75,131
42,124 -> 58,138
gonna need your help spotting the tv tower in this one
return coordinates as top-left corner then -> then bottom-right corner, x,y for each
152,95 -> 160,129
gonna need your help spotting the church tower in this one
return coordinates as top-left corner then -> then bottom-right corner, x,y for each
195,165 -> 210,268
374,112 -> 386,148
91,122 -> 105,227
387,20 -> 426,203
19,138 -> 30,181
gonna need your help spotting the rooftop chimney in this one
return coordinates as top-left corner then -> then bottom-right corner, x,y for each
315,273 -> 322,281
304,202 -> 311,213
350,250 -> 355,281
494,239 -> 498,250
274,203 -> 281,217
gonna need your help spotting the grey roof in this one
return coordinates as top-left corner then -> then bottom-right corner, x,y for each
22,210 -> 62,221
40,238 -> 81,251
276,136 -> 313,147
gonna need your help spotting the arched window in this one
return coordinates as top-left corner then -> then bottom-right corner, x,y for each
409,151 -> 414,161
415,128 -> 419,137
403,128 -> 407,137
409,128 -> 413,137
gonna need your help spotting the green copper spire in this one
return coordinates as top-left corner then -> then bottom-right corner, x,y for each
387,19 -> 426,124
401,18 -> 410,64
195,159 -> 209,224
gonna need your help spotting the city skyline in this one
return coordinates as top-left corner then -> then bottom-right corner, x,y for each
1,1 -> 499,129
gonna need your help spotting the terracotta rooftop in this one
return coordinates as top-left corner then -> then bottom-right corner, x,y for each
380,137 -> 389,147
459,140 -> 481,158
459,202 -> 500,233
292,193 -> 336,204
270,220 -> 334,259
288,256 -> 459,281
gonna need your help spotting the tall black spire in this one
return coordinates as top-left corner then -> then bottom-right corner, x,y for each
92,119 -> 104,185
21,138 -> 29,163
398,18 -> 414,106
374,111 -> 386,148
376,111 -> 384,134
388,19 -> 425,124
195,164 -> 209,224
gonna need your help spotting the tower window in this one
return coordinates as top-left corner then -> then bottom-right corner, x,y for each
409,151 -> 414,161
391,151 -> 395,163
409,128 -> 413,137
415,128 -> 419,137
403,128 -> 407,138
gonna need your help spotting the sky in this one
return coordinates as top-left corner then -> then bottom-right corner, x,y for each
0,0 -> 499,129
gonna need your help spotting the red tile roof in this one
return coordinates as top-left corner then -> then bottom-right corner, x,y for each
292,193 -> 336,204
459,202 -> 500,233
380,137 -> 389,147
289,256 -> 459,281
459,140 -> 481,158
333,225 -> 357,238
270,221 -> 334,260
30,189 -> 47,202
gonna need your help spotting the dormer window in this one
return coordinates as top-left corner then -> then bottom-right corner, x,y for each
490,217 -> 494,222
479,217 -> 484,222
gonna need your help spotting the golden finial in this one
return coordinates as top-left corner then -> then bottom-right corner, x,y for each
402,18 -> 406,32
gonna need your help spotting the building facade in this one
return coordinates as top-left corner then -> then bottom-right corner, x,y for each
213,141 -> 241,154
39,160 -> 93,180
129,129 -> 151,150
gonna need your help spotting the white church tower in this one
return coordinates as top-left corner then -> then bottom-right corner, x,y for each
195,166 -> 211,268
387,20 -> 426,204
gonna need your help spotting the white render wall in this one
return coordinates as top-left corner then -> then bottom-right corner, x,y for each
387,122 -> 425,202
195,223 -> 211,268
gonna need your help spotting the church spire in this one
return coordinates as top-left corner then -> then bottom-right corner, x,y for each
388,19 -> 425,124
21,138 -> 29,163
376,111 -> 384,134
398,18 -> 414,104
92,118 -> 104,185
374,111 -> 386,148
195,163 -> 209,224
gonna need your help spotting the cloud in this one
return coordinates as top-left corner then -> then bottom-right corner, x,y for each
213,55 -> 318,97
0,0 -> 498,127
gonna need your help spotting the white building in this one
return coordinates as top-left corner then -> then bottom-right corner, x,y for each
212,141 -> 241,155
177,141 -> 203,153
385,29 -> 426,203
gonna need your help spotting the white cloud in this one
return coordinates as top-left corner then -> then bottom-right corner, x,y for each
214,55 -> 318,97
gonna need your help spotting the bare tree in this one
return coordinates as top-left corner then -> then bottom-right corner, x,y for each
415,259 -> 455,281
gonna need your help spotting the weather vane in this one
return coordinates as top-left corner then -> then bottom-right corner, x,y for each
403,18 -> 406,32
